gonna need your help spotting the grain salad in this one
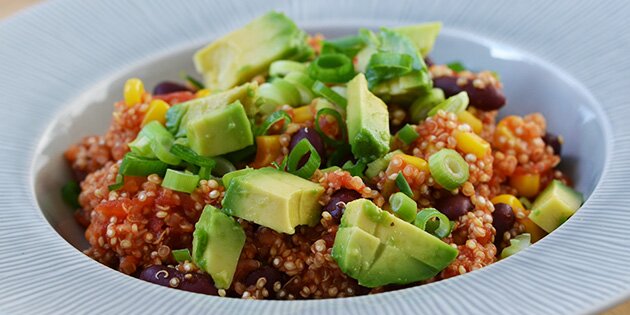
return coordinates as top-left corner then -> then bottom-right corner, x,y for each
62,11 -> 584,300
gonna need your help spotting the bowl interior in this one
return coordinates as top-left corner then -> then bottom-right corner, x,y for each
32,25 -> 607,252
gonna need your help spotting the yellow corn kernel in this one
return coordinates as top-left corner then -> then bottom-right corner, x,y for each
124,78 -> 145,106
252,135 -> 282,168
510,173 -> 540,198
141,99 -> 170,126
520,217 -> 546,243
455,131 -> 491,158
293,105 -> 314,123
195,88 -> 211,98
394,153 -> 429,173
491,194 -> 524,210
457,110 -> 483,134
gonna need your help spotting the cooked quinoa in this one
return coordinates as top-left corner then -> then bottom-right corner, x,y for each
61,13 -> 582,300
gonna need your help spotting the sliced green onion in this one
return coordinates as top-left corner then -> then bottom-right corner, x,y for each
321,35 -> 366,58
162,169 -> 200,193
269,60 -> 307,77
389,192 -> 417,223
314,108 -> 347,145
130,121 -> 181,165
284,72 -> 316,104
181,72 -> 204,90
198,166 -> 212,180
172,248 -> 192,263
259,79 -> 302,108
308,53 -> 355,83
165,104 -> 188,135
312,81 -> 348,109
256,110 -> 292,136
342,160 -> 366,177
365,52 -> 414,88
500,233 -> 531,259
119,153 -> 168,177
428,91 -> 469,117
285,139 -> 321,179
170,144 -> 216,168
410,88 -> 445,123
212,157 -> 237,177
321,166 -> 342,173
108,174 -> 125,191
395,172 -> 414,198
150,138 -> 182,165
397,124 -> 419,145
221,168 -> 254,188
414,208 -> 452,238
428,149 -> 469,190
447,61 -> 466,73
365,150 -> 402,179
519,197 -> 532,209
61,180 -> 81,209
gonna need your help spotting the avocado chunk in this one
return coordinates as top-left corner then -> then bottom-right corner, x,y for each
186,100 -> 254,157
194,11 -> 313,90
332,199 -> 458,287
528,180 -> 583,233
346,73 -> 391,162
192,205 -> 246,289
221,168 -> 324,234
393,22 -> 442,57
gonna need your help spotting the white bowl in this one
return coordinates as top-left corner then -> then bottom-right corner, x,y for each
1,1 -> 629,314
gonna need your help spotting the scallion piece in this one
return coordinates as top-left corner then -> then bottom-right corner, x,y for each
428,91 -> 469,117
256,110 -> 292,136
500,233 -> 531,259
314,107 -> 347,145
312,81 -> 348,109
397,124 -> 419,145
182,73 -> 204,90
172,248 -> 192,263
389,192 -> 417,223
321,35 -> 366,58
447,61 -> 466,73
212,157 -> 237,177
61,180 -> 81,209
150,138 -> 182,165
395,172 -> 414,197
414,208 -> 452,238
365,52 -> 414,88
198,166 -> 212,180
308,53 -> 355,83
342,160 -> 366,177
285,139 -> 321,179
108,174 -> 125,191
428,149 -> 469,190
162,169 -> 200,193
170,144 -> 216,168
119,153 -> 168,177
409,88 -> 445,123
269,60 -> 307,77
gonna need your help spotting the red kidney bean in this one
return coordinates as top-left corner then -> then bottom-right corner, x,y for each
289,127 -> 326,167
435,194 -> 474,220
324,189 -> 362,221
244,266 -> 286,294
139,265 -> 218,295
542,132 -> 562,156
493,203 -> 515,243
152,81 -> 193,95
433,75 -> 506,111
